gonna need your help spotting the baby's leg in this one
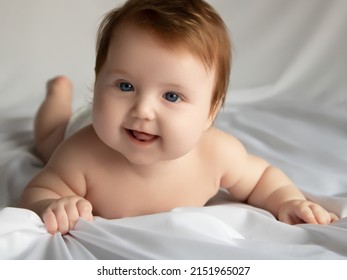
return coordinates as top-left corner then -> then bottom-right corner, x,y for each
34,76 -> 73,163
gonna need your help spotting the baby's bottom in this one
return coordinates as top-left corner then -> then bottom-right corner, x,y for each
34,76 -> 73,163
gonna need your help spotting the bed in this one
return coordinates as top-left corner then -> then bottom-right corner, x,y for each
1,0 -> 346,259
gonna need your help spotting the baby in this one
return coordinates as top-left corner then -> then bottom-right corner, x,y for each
20,0 -> 338,235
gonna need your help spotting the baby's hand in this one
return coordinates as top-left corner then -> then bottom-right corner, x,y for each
278,199 -> 339,225
41,196 -> 93,235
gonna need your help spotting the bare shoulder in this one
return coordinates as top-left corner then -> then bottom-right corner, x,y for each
202,127 -> 247,159
201,127 -> 248,187
203,127 -> 272,202
49,125 -> 100,165
41,125 -> 103,189
24,125 -> 99,198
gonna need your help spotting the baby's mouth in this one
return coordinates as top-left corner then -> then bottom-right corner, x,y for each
126,129 -> 159,143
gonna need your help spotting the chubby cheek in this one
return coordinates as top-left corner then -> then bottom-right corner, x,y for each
162,113 -> 209,157
92,102 -> 120,148
92,108 -> 108,144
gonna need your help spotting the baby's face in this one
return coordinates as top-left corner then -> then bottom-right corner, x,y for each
93,23 -> 215,166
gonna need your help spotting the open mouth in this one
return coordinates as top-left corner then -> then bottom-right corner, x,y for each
126,129 -> 159,144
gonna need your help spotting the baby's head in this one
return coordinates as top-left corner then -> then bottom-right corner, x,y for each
94,0 -> 231,119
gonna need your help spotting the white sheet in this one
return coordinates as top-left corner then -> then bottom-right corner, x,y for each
1,0 -> 347,259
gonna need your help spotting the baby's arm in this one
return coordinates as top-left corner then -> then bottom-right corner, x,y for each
20,139 -> 93,235
20,168 -> 92,235
238,157 -> 337,224
218,130 -> 338,224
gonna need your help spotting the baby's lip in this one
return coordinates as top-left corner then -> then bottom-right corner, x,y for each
125,128 -> 159,143
132,130 -> 157,141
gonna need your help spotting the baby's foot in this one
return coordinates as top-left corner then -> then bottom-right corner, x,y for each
34,76 -> 74,162
45,76 -> 73,104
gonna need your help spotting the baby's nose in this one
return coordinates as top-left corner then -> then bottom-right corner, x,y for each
131,96 -> 156,121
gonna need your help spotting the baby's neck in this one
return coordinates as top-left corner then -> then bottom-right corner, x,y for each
125,154 -> 190,179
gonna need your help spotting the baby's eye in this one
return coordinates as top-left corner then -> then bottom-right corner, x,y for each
116,82 -> 134,92
163,92 -> 181,103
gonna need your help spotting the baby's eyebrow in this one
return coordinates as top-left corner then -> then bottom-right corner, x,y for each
107,68 -> 132,77
159,82 -> 185,91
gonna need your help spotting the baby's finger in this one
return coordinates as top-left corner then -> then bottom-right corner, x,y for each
76,199 -> 93,222
65,202 -> 81,231
279,212 -> 306,225
294,205 -> 318,224
53,205 -> 70,235
42,209 -> 58,235
309,204 -> 332,224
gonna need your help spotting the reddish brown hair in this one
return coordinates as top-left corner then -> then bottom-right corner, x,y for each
95,0 -> 231,116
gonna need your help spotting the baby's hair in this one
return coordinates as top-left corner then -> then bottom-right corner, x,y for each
95,0 -> 231,116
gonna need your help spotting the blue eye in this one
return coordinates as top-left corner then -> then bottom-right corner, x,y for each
163,92 -> 180,103
117,82 -> 134,92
